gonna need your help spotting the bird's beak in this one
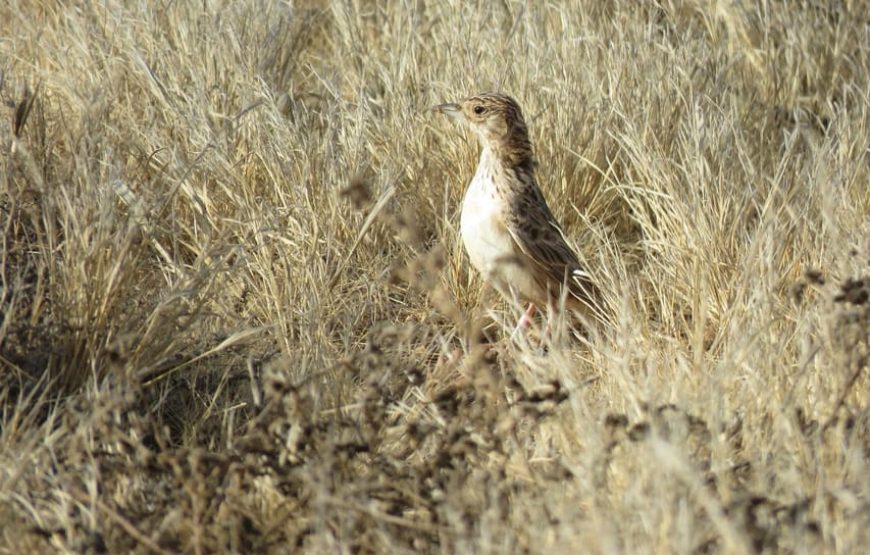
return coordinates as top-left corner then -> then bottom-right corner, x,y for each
432,102 -> 462,120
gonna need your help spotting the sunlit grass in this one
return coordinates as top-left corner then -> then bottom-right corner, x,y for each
0,1 -> 867,553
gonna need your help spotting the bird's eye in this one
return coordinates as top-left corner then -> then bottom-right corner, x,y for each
473,105 -> 486,115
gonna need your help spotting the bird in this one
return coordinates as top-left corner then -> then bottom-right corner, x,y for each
434,92 -> 605,335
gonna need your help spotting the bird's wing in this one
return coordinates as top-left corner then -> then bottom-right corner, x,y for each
505,183 -> 604,319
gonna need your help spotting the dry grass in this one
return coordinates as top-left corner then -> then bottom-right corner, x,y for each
1,0 -> 868,553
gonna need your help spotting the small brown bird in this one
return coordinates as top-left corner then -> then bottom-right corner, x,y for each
435,92 -> 605,333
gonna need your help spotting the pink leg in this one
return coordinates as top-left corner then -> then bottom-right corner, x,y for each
515,303 -> 537,333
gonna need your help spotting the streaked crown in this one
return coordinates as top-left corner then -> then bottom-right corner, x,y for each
436,92 -> 534,167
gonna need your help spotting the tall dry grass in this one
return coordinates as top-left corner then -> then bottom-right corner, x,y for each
0,0 -> 867,553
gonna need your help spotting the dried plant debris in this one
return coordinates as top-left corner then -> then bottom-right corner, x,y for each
1,1 -> 869,553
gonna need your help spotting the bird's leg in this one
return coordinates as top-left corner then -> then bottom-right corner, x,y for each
542,300 -> 556,343
514,303 -> 537,333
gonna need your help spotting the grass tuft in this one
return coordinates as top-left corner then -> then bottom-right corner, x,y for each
1,1 -> 867,553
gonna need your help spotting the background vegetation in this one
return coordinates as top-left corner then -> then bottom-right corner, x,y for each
1,0 -> 867,553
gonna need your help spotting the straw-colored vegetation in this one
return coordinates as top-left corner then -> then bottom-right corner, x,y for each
1,1 -> 868,553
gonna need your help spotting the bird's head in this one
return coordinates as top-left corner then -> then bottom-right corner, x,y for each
434,93 -> 533,165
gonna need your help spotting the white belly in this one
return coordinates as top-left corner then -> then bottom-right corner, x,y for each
460,164 -> 539,302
